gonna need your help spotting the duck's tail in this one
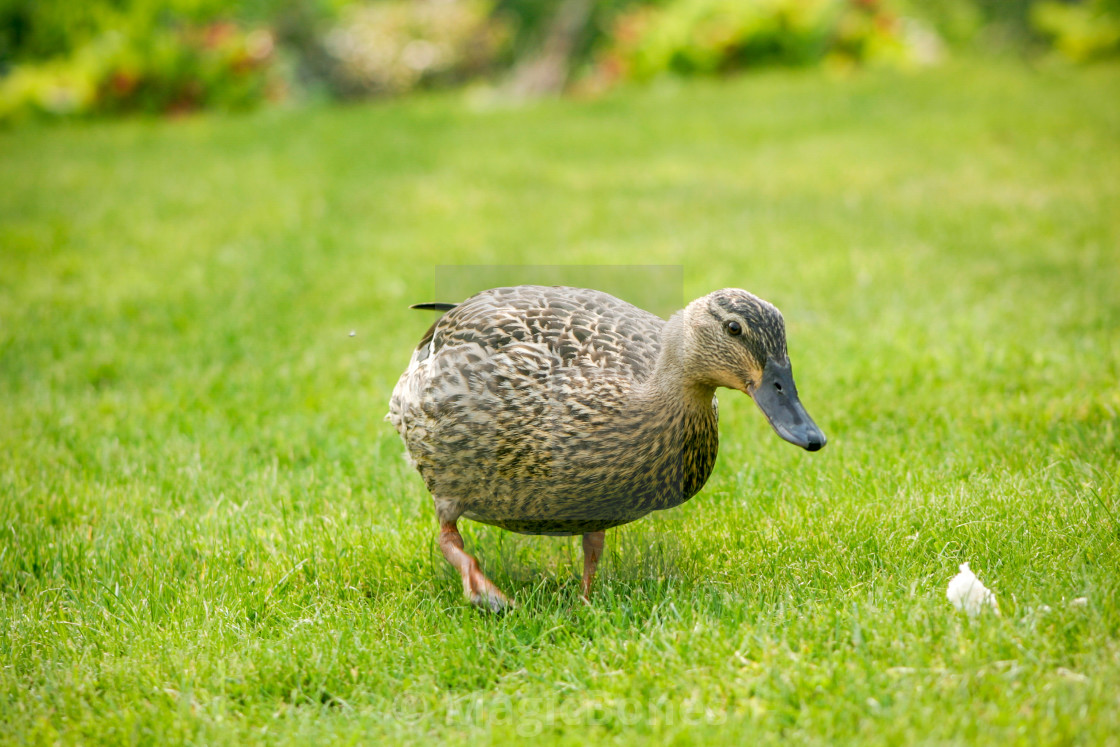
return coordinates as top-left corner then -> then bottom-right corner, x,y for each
409,302 -> 458,311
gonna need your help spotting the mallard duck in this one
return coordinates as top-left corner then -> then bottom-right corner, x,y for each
388,285 -> 825,610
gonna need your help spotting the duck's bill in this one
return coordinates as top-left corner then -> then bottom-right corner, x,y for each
749,359 -> 827,452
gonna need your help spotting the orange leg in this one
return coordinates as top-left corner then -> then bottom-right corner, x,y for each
438,521 -> 512,612
581,531 -> 606,602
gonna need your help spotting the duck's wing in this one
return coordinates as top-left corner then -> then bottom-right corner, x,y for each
428,285 -> 666,380
388,285 -> 667,446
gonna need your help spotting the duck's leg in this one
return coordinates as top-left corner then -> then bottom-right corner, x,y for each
580,530 -> 606,601
438,520 -> 512,612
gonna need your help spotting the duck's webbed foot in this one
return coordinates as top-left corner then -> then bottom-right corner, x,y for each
581,530 -> 606,602
438,520 -> 513,612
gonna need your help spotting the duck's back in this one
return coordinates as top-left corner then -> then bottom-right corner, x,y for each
389,286 -> 704,534
431,285 -> 664,376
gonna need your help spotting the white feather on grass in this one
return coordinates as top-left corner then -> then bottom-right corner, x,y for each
946,562 -> 1000,617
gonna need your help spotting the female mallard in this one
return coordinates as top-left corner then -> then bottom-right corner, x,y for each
388,285 -> 825,610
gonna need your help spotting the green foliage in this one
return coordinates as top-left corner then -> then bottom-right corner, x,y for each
0,0 -> 348,122
8,0 -> 1119,125
0,0 -> 247,67
970,0 -> 1043,43
1,61 -> 1119,743
319,0 -> 510,97
0,21 -> 278,123
0,0 -> 513,121
493,0 -> 646,67
1032,0 -> 1120,61
893,0 -> 984,46
598,0 -> 941,82
0,0 -> 97,67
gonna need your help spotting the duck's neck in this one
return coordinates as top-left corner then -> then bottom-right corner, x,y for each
624,312 -> 720,509
644,312 -> 717,408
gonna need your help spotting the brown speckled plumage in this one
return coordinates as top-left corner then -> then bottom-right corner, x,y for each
388,285 -> 824,608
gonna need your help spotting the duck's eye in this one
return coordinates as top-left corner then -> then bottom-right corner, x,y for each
726,320 -> 742,336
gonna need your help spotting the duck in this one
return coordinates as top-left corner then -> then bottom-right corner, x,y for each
388,285 -> 825,611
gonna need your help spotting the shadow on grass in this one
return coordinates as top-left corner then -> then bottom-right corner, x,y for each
420,516 -> 702,614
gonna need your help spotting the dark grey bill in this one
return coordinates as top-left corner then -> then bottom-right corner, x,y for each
749,358 -> 826,452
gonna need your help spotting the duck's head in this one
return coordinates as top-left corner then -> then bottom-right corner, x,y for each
682,289 -> 826,452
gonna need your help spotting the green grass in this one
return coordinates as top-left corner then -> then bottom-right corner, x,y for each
2,60 -> 1119,744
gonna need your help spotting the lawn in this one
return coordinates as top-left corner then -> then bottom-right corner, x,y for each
1,60 -> 1119,744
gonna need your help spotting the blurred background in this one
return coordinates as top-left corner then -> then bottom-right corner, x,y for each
2,0 -> 1118,123
2,3 -> 1119,741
